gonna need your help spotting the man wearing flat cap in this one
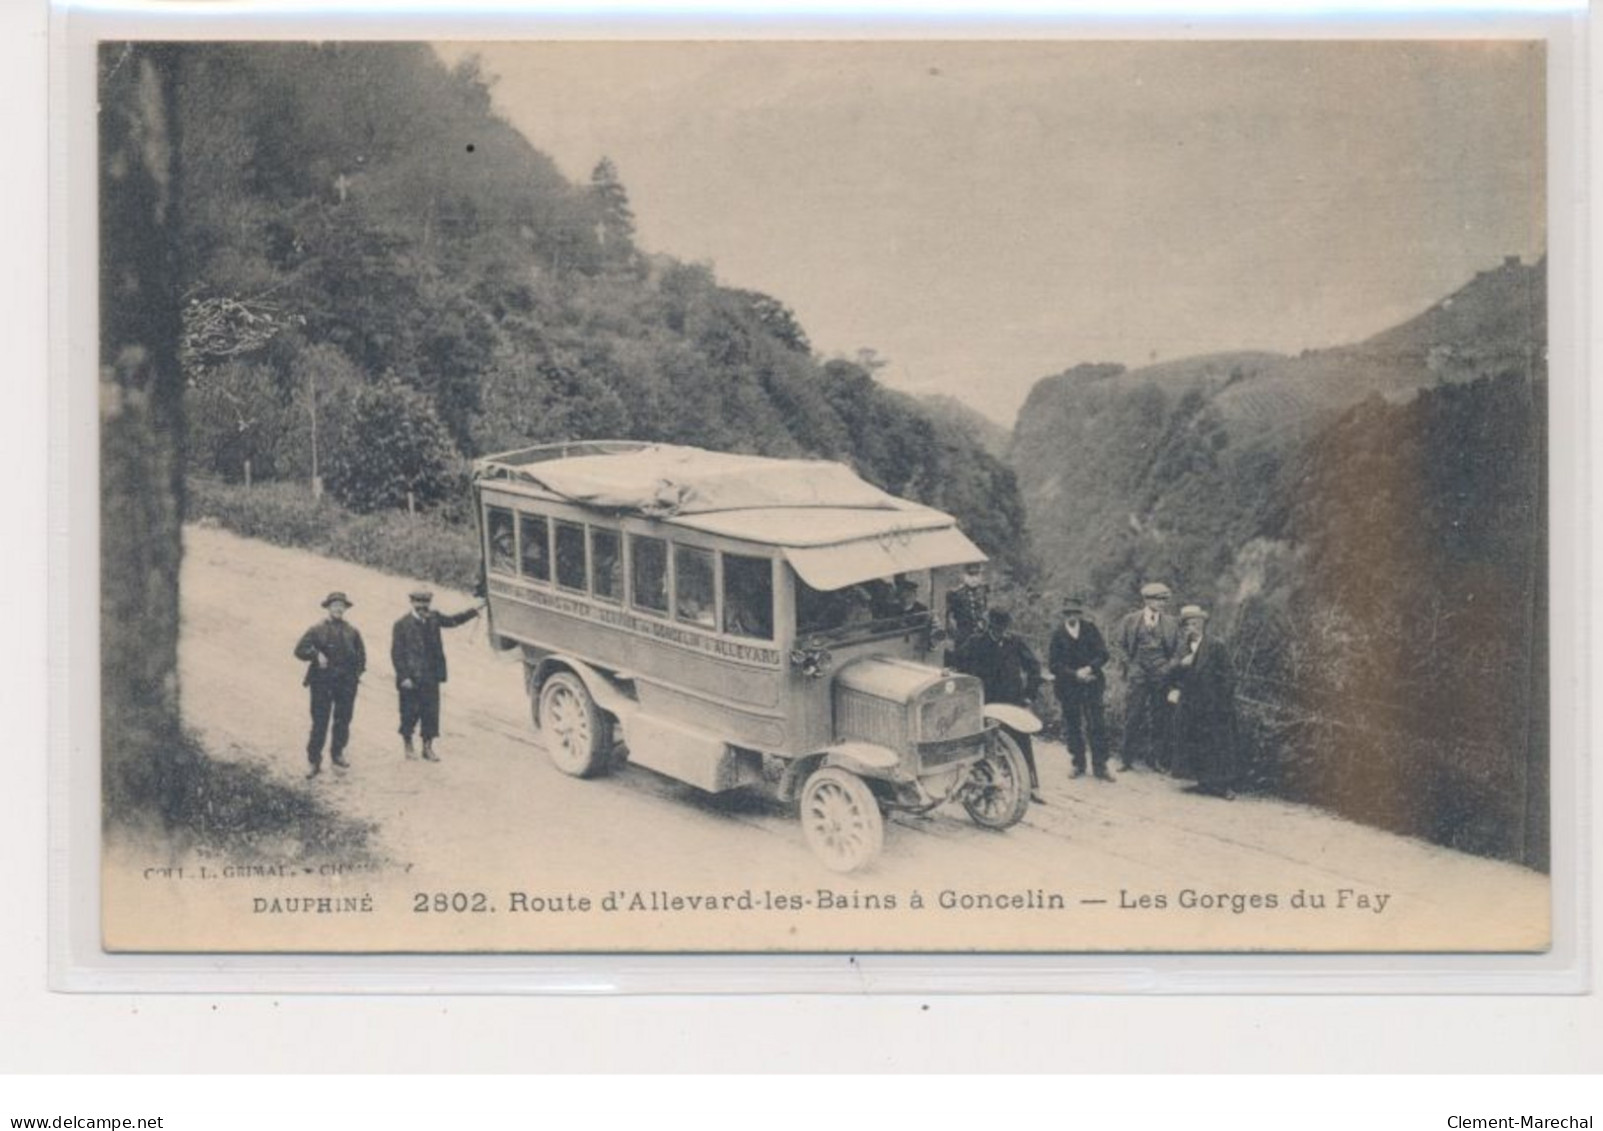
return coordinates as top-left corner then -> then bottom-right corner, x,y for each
293,591 -> 367,779
1048,596 -> 1113,781
1169,605 -> 1240,799
1115,581 -> 1183,772
390,588 -> 482,762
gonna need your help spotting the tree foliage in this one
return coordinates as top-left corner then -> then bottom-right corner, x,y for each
168,42 -> 1029,570
187,360 -> 291,483
1012,339 -> 1546,865
325,381 -> 459,513
1229,372 -> 1547,863
589,156 -> 637,270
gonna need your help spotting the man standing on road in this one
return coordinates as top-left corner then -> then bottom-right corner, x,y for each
391,588 -> 481,762
1115,581 -> 1183,772
1169,605 -> 1240,799
294,591 -> 366,780
958,607 -> 1047,805
944,561 -> 990,667
1048,596 -> 1114,781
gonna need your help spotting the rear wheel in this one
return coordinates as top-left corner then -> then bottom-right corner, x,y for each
962,728 -> 1031,830
800,766 -> 884,873
538,671 -> 612,778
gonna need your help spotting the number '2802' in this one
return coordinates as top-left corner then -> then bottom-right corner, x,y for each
412,891 -> 491,913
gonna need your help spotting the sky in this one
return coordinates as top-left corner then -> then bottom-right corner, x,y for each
437,40 -> 1545,424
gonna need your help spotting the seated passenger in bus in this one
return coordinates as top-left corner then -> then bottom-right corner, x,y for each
722,554 -> 774,640
487,509 -> 516,574
724,585 -> 770,639
866,579 -> 900,620
796,581 -> 881,636
675,546 -> 717,629
889,575 -> 929,620
840,586 -> 878,628
796,580 -> 845,637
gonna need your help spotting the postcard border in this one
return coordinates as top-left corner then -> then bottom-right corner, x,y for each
48,0 -> 1594,994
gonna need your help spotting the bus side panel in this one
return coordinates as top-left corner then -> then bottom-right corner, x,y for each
623,715 -> 749,793
489,584 -> 791,751
632,682 -> 786,752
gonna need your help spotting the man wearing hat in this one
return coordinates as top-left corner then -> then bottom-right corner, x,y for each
1169,605 -> 1240,799
293,591 -> 367,779
390,588 -> 482,762
891,574 -> 928,618
943,562 -> 990,662
1048,596 -> 1113,781
1115,581 -> 1183,772
956,607 -> 1047,803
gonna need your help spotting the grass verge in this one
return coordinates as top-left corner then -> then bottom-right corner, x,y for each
187,476 -> 480,592
106,721 -> 376,863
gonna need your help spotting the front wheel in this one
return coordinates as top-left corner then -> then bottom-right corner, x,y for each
799,766 -> 884,873
962,728 -> 1031,830
538,671 -> 612,778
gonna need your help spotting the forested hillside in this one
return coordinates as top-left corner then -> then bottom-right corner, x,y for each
1014,261 -> 1545,602
169,43 -> 1029,571
917,394 -> 1013,460
1251,371 -> 1546,864
1010,266 -> 1546,866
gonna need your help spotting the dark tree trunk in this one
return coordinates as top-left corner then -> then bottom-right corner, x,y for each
99,43 -> 186,824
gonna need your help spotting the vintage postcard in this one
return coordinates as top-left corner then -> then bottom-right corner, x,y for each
93,39 -> 1551,954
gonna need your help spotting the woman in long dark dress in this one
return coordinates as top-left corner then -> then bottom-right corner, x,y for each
1169,605 -> 1240,799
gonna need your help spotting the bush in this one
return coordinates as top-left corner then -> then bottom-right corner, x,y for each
324,509 -> 481,592
187,476 -> 340,548
187,475 -> 480,592
325,380 -> 458,514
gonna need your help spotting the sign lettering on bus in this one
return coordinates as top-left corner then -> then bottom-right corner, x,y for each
491,577 -> 782,667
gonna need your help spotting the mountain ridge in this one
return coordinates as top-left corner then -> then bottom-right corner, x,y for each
1012,259 -> 1545,452
1002,257 -> 1545,866
1010,255 -> 1545,603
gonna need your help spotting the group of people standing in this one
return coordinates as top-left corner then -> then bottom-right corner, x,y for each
293,588 -> 482,779
945,566 -> 1240,804
288,566 -> 1238,800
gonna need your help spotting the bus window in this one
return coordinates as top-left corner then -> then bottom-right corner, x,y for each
591,528 -> 622,603
555,521 -> 587,592
487,507 -> 516,575
518,514 -> 550,582
674,546 -> 716,629
721,554 -> 773,640
630,535 -> 669,615
796,579 -> 879,637
796,577 -> 843,636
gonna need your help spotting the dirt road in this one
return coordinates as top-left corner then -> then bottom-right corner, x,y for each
103,524 -> 1549,953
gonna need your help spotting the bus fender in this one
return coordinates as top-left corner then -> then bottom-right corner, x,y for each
821,741 -> 902,779
530,654 -> 637,724
983,703 -> 1043,735
777,742 -> 900,802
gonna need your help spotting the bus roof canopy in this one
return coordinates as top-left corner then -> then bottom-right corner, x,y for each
475,441 -> 987,590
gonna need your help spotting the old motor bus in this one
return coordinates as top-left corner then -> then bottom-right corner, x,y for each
472,441 -> 1039,871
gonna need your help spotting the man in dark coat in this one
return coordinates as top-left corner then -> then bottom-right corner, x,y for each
294,591 -> 366,779
1114,581 -> 1183,772
1170,605 -> 1240,799
957,607 -> 1046,804
883,574 -> 929,619
391,588 -> 481,762
1048,596 -> 1113,781
943,561 -> 989,665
